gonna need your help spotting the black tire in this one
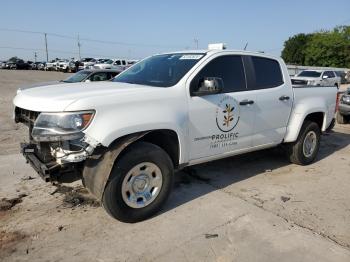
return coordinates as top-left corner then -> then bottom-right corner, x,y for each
102,141 -> 174,223
285,120 -> 321,165
336,111 -> 346,124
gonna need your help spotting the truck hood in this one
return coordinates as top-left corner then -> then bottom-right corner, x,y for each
13,82 -> 160,112
292,76 -> 319,81
18,81 -> 61,92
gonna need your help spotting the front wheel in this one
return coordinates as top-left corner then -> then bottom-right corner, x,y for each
285,121 -> 321,165
102,142 -> 174,223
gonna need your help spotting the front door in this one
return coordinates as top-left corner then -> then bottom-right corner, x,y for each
188,55 -> 256,160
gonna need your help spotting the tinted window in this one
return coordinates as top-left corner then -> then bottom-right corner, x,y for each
298,71 -> 321,77
324,71 -> 335,78
251,57 -> 283,89
191,56 -> 246,94
63,70 -> 90,83
90,72 -> 108,81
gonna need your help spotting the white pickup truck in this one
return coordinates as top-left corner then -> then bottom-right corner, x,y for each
13,47 -> 338,222
291,70 -> 341,88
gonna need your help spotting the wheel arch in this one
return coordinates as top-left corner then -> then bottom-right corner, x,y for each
82,129 -> 181,200
284,111 -> 325,143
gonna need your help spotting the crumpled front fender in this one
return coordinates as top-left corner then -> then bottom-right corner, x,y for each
82,132 -> 149,200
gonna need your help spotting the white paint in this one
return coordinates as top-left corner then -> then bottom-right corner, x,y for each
13,49 -> 337,165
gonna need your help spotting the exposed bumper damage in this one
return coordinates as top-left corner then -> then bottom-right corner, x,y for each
22,143 -> 81,182
15,106 -> 149,200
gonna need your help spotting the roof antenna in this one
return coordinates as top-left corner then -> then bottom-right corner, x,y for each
244,42 -> 248,50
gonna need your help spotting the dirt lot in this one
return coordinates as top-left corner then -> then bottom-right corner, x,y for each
0,70 -> 350,262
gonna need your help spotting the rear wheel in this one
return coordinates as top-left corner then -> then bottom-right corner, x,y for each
102,142 -> 174,223
285,121 -> 321,165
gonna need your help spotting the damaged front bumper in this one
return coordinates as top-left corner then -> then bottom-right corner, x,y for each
21,142 -> 86,182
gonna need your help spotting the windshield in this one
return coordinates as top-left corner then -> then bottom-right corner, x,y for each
298,71 -> 322,78
113,53 -> 204,87
63,71 -> 90,83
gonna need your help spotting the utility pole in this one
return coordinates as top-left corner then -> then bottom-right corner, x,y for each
77,34 -> 81,60
244,42 -> 248,50
44,33 -> 48,62
194,38 -> 199,49
34,52 -> 37,63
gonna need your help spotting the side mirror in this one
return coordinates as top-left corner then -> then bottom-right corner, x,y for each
192,77 -> 224,96
322,75 -> 329,79
85,79 -> 91,83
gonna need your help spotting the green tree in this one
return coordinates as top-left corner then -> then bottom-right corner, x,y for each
304,28 -> 350,68
281,33 -> 311,65
281,26 -> 350,68
8,56 -> 19,62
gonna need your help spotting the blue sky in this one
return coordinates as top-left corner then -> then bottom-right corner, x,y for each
1,0 -> 349,61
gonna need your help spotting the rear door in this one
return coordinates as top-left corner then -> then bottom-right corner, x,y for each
244,56 -> 293,146
188,55 -> 256,160
321,71 -> 333,86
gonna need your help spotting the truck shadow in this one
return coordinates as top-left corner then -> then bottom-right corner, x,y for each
161,129 -> 350,214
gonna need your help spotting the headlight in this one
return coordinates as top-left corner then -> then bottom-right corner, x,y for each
341,95 -> 350,104
32,111 -> 94,141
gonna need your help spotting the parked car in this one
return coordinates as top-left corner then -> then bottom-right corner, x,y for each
291,70 -> 341,88
7,59 -> 31,70
79,58 -> 96,70
345,71 -> 350,84
0,61 -> 7,69
14,47 -> 338,223
93,59 -> 130,72
337,87 -> 350,124
30,62 -> 43,70
45,59 -> 59,71
16,69 -> 120,93
335,71 -> 347,84
56,59 -> 70,72
92,59 -> 115,69
64,69 -> 119,83
126,60 -> 138,68
37,62 -> 46,70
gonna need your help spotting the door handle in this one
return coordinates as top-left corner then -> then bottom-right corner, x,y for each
279,95 -> 290,101
239,99 -> 254,105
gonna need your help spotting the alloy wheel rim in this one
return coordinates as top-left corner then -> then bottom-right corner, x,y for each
303,131 -> 317,158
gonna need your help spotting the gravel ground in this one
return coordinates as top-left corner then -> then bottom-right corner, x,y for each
0,70 -> 350,262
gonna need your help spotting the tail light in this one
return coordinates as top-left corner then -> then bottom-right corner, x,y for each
335,92 -> 340,113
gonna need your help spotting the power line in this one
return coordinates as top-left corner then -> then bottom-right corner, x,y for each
0,46 -> 114,58
0,27 -> 184,48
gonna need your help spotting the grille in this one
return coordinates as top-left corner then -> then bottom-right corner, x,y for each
15,107 -> 40,125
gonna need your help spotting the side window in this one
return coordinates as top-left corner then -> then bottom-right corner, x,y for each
325,71 -> 335,78
108,72 -> 118,79
90,72 -> 108,81
115,60 -> 121,65
251,56 -> 284,89
191,55 -> 246,94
